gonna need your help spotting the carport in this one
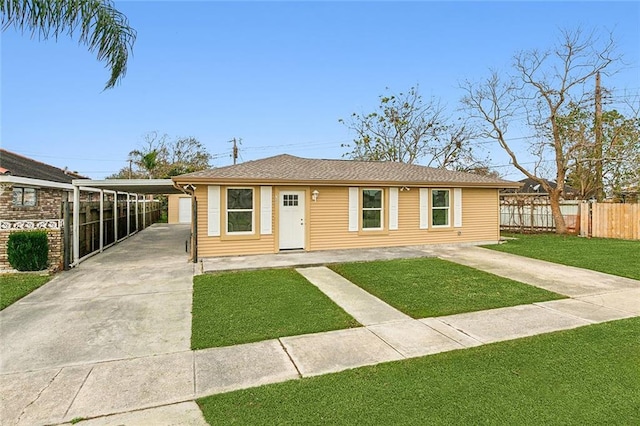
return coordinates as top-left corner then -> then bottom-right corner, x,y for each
70,178 -> 187,267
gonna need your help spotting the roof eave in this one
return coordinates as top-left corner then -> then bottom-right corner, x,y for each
172,176 -> 520,189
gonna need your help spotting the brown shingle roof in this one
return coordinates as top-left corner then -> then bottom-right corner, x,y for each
174,154 -> 518,188
0,149 -> 86,183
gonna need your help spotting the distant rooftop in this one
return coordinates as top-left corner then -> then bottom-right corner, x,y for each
0,149 -> 86,184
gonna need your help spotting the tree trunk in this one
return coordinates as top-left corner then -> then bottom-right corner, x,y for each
549,190 -> 567,234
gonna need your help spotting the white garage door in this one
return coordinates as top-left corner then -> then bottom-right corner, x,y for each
178,197 -> 192,223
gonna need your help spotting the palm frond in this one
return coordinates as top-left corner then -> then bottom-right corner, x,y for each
1,0 -> 136,89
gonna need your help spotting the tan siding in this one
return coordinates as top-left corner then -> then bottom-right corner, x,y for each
309,186 -> 500,251
459,188 -> 500,242
167,194 -> 180,224
195,185 -> 276,257
195,185 -> 501,258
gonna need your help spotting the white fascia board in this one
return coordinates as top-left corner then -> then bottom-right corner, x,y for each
0,175 -> 74,190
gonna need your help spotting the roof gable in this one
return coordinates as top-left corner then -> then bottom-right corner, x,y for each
0,149 -> 86,184
174,154 -> 517,188
503,178 -> 579,195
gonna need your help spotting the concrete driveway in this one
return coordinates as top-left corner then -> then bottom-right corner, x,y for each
1,224 -> 194,373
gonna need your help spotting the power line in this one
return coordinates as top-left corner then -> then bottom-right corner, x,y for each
1,150 -> 124,162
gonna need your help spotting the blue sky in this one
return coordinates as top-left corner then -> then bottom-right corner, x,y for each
2,1 -> 639,179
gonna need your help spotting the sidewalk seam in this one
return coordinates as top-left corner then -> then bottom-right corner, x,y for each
420,319 -> 482,347
365,327 -> 408,359
435,318 -> 485,345
192,351 -> 197,397
277,339 -> 303,378
533,303 -> 598,324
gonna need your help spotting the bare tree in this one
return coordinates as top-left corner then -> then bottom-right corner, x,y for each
340,86 -> 490,172
426,121 -> 493,173
461,28 -> 619,233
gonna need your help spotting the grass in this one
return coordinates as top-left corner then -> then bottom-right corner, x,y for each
486,233 -> 640,280
197,317 -> 640,425
191,269 -> 360,349
0,273 -> 51,310
328,258 -> 564,318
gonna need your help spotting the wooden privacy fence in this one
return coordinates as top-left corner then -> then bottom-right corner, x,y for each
580,202 -> 640,240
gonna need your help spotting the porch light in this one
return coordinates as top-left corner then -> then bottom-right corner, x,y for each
312,190 -> 320,202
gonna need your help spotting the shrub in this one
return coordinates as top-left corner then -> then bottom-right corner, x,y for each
7,231 -> 49,271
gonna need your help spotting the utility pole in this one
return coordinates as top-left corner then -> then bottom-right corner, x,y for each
594,71 -> 604,201
128,159 -> 133,179
230,138 -> 241,165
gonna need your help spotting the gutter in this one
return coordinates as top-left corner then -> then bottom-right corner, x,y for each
172,177 -> 521,189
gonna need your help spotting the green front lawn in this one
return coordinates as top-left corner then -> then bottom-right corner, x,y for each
191,269 -> 360,349
487,233 -> 640,280
0,273 -> 51,310
198,317 -> 640,425
329,258 -> 564,318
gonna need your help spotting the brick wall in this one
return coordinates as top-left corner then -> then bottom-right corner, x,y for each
0,184 -> 69,271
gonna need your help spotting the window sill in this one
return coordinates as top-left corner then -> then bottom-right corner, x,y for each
220,232 -> 260,241
358,229 -> 389,236
429,226 -> 452,231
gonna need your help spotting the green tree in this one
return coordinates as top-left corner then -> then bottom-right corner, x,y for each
340,86 -> 490,173
126,131 -> 168,178
165,137 -> 212,176
1,0 -> 136,89
108,132 -> 212,179
561,107 -> 640,200
461,28 -> 619,233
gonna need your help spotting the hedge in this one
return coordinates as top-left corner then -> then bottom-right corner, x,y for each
7,230 -> 49,271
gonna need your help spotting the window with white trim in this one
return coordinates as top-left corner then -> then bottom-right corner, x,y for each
12,187 -> 37,207
431,189 -> 450,227
226,188 -> 254,233
362,189 -> 383,230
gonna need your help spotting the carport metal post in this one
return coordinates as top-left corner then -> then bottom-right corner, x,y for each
142,195 -> 146,229
103,190 -> 117,249
72,184 -> 80,265
114,192 -> 119,242
63,197 -> 71,270
135,194 -> 139,232
99,189 -> 104,252
126,193 -> 131,236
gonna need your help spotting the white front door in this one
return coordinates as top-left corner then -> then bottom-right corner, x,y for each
279,190 -> 305,250
178,197 -> 192,223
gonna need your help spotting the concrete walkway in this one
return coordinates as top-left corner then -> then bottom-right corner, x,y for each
1,239 -> 638,425
296,267 -> 411,325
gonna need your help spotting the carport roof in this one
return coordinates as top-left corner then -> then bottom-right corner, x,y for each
72,178 -> 184,195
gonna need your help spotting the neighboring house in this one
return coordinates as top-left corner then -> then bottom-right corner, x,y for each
167,194 -> 192,224
500,178 -> 582,232
172,154 -> 519,259
0,149 -> 85,271
501,178 -> 580,200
